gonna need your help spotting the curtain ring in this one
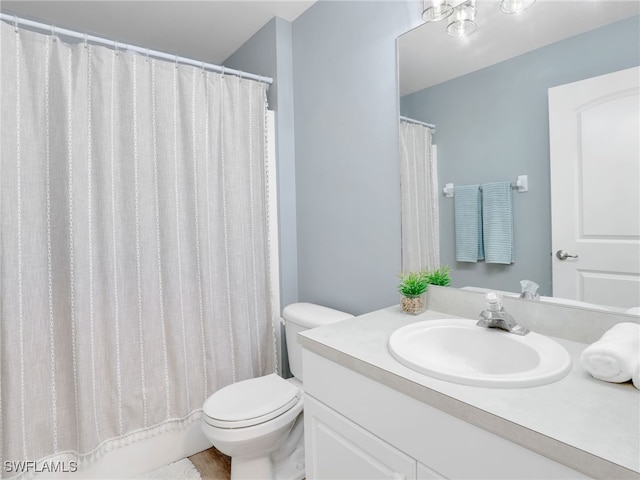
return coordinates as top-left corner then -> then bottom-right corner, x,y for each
175,55 -> 179,69
238,70 -> 244,82
83,33 -> 88,49
114,40 -> 118,55
220,66 -> 225,79
51,24 -> 57,41
145,48 -> 150,63
13,15 -> 19,33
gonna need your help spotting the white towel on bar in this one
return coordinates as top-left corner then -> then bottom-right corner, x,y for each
579,322 -> 640,384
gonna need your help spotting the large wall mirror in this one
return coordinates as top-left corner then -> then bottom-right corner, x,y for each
398,1 -> 640,314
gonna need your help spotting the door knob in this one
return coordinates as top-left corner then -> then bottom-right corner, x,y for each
556,250 -> 579,260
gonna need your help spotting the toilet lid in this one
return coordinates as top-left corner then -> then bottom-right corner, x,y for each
203,374 -> 300,428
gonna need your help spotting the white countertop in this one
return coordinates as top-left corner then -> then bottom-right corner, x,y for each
299,305 -> 640,479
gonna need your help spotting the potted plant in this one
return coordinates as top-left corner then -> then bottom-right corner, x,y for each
424,265 -> 451,287
397,271 -> 429,314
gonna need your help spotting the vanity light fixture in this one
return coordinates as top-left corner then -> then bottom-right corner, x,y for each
423,0 -> 535,38
446,0 -> 477,37
422,0 -> 454,22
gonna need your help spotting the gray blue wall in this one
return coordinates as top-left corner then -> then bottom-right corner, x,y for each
225,17 -> 299,309
401,16 -> 640,296
291,1 -> 418,315
227,2 -> 420,316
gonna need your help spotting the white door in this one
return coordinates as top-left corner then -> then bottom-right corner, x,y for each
549,66 -> 640,309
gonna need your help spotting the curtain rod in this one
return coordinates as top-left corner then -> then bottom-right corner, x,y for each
400,116 -> 436,132
0,13 -> 273,85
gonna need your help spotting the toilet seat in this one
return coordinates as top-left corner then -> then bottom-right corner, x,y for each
203,373 -> 301,429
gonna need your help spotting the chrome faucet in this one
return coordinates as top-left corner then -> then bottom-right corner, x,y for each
477,291 -> 530,336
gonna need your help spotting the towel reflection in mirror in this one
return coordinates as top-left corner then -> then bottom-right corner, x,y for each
455,182 -> 514,264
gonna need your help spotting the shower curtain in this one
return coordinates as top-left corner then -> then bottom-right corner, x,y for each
0,22 -> 275,473
399,120 -> 440,272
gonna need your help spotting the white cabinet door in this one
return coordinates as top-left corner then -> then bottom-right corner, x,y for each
548,66 -> 640,309
305,395 -> 417,480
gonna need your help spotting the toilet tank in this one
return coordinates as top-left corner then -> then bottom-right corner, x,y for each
283,302 -> 353,381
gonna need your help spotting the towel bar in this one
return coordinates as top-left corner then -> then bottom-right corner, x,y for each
443,175 -> 528,197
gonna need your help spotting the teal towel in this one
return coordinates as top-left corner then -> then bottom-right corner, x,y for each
454,185 -> 484,262
482,182 -> 514,264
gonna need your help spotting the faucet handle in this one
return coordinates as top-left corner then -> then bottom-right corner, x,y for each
520,280 -> 540,300
484,291 -> 503,311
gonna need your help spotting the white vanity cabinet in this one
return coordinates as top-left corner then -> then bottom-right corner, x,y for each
302,349 -> 590,480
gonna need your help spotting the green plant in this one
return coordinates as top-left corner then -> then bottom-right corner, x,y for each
397,271 -> 429,297
424,265 -> 452,287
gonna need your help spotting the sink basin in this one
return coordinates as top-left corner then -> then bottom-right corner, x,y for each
388,319 -> 571,388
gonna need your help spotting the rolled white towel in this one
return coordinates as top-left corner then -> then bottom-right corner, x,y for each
580,322 -> 640,383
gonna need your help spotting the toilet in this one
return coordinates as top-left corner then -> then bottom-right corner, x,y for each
201,302 -> 353,480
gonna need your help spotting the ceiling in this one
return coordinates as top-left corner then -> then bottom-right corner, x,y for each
399,0 -> 640,96
1,1 -> 316,65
